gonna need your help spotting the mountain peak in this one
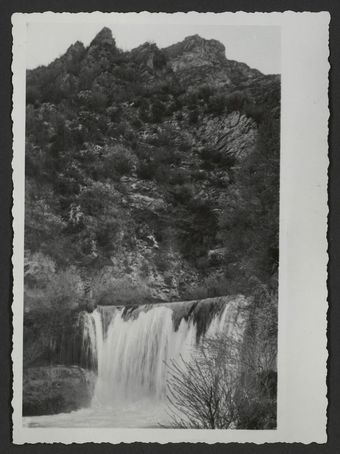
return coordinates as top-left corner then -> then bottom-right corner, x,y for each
164,34 -> 226,71
184,34 -> 225,50
131,42 -> 168,72
162,35 -> 227,85
65,41 -> 85,55
90,27 -> 116,47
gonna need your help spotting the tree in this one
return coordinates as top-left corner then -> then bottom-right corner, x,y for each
166,336 -> 240,428
165,311 -> 277,430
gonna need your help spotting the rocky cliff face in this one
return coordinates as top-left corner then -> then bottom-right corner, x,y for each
25,27 -> 280,309
164,34 -> 261,88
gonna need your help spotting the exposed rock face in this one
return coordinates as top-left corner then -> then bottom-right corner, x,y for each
164,34 -> 261,88
23,366 -> 95,416
197,112 -> 258,160
90,26 -> 116,47
131,42 -> 167,71
165,34 -> 226,70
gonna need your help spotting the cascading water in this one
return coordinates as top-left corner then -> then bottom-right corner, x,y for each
90,306 -> 197,405
24,297 -> 248,428
83,297 -> 248,409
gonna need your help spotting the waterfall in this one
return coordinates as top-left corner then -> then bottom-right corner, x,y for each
81,297 -> 248,409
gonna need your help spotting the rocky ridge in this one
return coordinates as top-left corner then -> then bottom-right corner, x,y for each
25,27 -> 280,307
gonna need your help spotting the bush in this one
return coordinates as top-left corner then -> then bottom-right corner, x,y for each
206,94 -> 226,115
92,275 -> 152,306
95,218 -> 121,251
235,370 -> 277,429
136,159 -> 157,180
111,147 -> 134,176
47,268 -> 83,310
93,145 -> 134,180
166,326 -> 277,429
242,101 -> 263,123
166,335 -> 240,428
226,91 -> 246,113
235,288 -> 278,429
197,85 -> 213,102
25,266 -> 83,312
154,251 -> 169,273
182,275 -> 229,300
78,181 -> 117,217
24,252 -> 56,289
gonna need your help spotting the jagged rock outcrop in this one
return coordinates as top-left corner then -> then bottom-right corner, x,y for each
164,34 -> 261,88
89,26 -> 116,47
165,34 -> 227,70
196,111 -> 258,160
131,42 -> 167,71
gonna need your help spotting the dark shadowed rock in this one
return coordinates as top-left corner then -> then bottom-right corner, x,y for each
90,27 -> 116,47
65,41 -> 85,57
23,365 -> 95,416
131,42 -> 167,70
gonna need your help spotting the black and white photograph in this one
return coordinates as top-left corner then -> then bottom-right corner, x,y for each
11,12 -> 329,444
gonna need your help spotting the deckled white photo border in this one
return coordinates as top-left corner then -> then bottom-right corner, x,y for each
11,11 -> 329,444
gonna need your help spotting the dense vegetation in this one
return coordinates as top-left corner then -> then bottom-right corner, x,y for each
25,28 -> 280,309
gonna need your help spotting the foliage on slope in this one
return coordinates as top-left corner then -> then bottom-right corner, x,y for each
24,28 -> 280,311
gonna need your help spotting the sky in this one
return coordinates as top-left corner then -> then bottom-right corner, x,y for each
26,22 -> 280,75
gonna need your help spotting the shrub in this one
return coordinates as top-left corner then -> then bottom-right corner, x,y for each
197,85 -> 213,102
95,218 -> 121,251
78,181 -> 117,217
182,275 -> 229,300
188,109 -> 199,124
136,159 -> 157,180
25,266 -> 83,312
47,268 -> 83,310
154,251 -> 169,273
24,252 -> 56,289
112,147 -> 134,176
92,275 -> 152,306
166,335 -> 240,428
243,101 -> 265,124
226,91 -> 246,113
235,370 -> 277,429
166,327 -> 277,429
95,145 -> 134,179
206,94 -> 226,115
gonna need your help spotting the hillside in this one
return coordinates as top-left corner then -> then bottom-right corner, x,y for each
24,27 -> 280,313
